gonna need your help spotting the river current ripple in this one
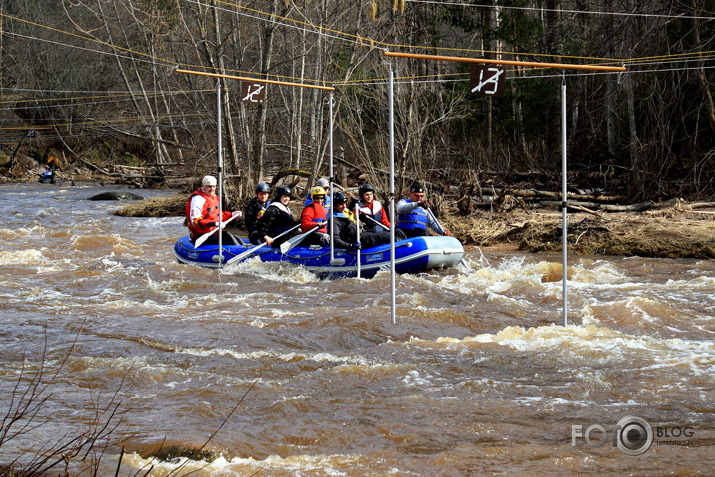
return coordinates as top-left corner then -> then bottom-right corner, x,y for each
0,183 -> 713,476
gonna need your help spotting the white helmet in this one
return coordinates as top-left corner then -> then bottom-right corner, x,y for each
202,175 -> 217,186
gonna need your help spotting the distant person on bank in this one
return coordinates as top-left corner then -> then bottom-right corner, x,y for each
186,175 -> 242,246
257,185 -> 300,247
38,165 -> 55,183
245,182 -> 271,245
396,182 -> 451,238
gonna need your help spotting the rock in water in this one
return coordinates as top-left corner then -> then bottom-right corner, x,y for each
88,191 -> 145,201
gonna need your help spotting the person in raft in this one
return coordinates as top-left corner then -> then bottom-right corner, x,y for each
396,182 -> 450,238
329,191 -> 395,249
256,185 -> 300,248
353,183 -> 406,241
304,177 -> 332,213
186,175 -> 242,246
299,186 -> 330,246
245,182 -> 271,245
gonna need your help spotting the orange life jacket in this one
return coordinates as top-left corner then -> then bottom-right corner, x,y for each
185,189 -> 227,238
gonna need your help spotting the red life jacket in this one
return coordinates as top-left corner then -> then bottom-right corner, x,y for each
300,202 -> 327,233
185,189 -> 226,238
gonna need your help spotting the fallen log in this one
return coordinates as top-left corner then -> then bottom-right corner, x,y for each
683,202 -> 715,210
508,189 -> 624,202
537,200 -> 658,212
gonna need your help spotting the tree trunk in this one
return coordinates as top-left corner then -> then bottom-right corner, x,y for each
691,0 -> 715,135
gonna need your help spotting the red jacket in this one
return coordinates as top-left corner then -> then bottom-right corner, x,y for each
300,202 -> 327,233
185,189 -> 232,238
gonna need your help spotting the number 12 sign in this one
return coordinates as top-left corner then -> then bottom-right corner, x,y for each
470,65 -> 505,97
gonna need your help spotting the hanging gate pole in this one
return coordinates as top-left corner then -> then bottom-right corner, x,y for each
389,69 -> 397,325
561,76 -> 568,326
217,80 -> 224,266
329,94 -> 336,265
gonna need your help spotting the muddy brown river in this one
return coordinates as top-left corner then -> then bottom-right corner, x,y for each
1,183 -> 713,476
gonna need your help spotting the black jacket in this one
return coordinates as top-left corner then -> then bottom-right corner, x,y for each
245,197 -> 269,233
329,213 -> 359,249
257,203 -> 299,246
329,212 -> 396,249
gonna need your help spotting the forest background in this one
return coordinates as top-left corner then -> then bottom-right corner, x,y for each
0,0 -> 713,256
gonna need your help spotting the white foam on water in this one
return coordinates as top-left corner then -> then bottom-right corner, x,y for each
401,369 -> 433,387
423,325 -> 715,375
437,255 -> 564,296
569,260 -> 628,284
120,451 -> 397,477
222,256 -> 320,283
175,345 -> 379,368
270,308 -> 311,318
127,216 -> 183,228
0,248 -> 46,266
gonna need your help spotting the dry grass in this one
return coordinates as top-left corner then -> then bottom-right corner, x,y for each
440,207 -> 715,259
113,195 -> 186,217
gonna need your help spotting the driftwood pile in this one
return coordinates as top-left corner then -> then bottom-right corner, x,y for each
461,188 -> 715,217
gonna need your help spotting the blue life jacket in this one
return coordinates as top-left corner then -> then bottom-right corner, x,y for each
397,200 -> 428,230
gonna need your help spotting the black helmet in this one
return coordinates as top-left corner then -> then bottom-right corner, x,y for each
255,182 -> 270,193
333,190 -> 348,203
409,182 -> 424,193
274,185 -> 292,199
358,183 -> 375,198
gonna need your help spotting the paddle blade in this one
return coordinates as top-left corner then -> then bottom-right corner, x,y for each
279,235 -> 300,253
192,214 -> 239,248
279,226 -> 316,253
193,231 -> 213,248
226,242 -> 264,266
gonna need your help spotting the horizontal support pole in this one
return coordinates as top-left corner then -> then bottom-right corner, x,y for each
384,51 -> 626,72
176,69 -> 335,91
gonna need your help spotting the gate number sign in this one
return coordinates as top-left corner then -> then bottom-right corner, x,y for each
470,65 -> 505,97
241,83 -> 266,103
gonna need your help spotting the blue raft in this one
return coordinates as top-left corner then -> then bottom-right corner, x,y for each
173,235 -> 465,279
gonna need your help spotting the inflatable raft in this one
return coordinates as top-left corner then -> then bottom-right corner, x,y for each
173,235 -> 464,279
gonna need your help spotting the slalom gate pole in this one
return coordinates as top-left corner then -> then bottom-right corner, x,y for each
389,68 -> 396,325
355,203 -> 361,278
217,80 -> 224,266
329,94 -> 336,265
561,76 -> 568,326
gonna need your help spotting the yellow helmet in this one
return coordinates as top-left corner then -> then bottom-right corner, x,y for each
310,186 -> 326,198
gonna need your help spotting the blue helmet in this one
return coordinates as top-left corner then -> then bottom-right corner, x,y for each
255,182 -> 271,193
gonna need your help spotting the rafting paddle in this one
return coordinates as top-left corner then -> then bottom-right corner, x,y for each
225,224 -> 301,266
425,207 -> 449,236
360,213 -> 389,231
193,213 -> 240,248
280,225 -> 320,253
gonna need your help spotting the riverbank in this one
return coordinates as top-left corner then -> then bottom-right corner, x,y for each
114,194 -> 715,260
449,207 -> 715,259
